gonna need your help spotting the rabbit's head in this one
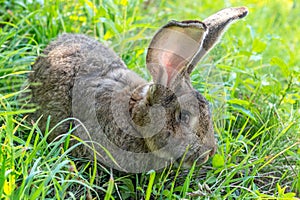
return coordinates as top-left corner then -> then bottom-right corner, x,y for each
130,7 -> 248,167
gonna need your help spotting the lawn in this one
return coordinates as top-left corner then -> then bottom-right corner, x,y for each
0,0 -> 299,199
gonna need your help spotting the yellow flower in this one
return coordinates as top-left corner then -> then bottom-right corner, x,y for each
3,175 -> 15,196
120,0 -> 128,6
104,30 -> 114,40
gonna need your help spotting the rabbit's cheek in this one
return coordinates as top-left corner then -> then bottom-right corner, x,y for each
145,131 -> 172,151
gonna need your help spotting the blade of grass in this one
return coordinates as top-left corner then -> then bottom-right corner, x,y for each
145,170 -> 156,200
104,174 -> 115,200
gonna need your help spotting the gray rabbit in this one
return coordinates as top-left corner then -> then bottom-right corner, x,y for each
29,7 -> 248,172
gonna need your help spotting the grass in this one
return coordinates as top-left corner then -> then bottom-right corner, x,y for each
0,0 -> 299,199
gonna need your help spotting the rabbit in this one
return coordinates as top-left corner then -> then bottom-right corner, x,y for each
29,6 -> 248,172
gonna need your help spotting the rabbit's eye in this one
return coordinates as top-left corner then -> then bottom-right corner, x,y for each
179,110 -> 190,125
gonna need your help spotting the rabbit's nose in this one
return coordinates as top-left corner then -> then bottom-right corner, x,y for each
209,146 -> 217,156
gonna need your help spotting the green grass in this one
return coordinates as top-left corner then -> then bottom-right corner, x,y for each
1,0 -> 299,199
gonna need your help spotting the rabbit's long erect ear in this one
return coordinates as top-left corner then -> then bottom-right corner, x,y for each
187,6 -> 249,73
146,20 -> 207,86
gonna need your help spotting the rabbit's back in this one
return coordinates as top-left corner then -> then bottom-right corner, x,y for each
38,34 -> 128,76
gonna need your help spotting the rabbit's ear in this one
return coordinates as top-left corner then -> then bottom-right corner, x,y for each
186,6 -> 248,73
146,20 -> 207,86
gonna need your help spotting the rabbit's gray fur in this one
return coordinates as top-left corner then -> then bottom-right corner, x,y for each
29,7 -> 248,172
30,34 -> 147,150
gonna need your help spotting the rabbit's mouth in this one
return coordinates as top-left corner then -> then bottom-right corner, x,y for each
180,147 -> 216,167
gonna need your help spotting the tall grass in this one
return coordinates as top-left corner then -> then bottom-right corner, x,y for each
0,0 -> 299,199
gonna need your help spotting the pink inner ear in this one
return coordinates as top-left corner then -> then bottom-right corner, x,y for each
161,51 -> 174,68
161,51 -> 187,83
147,21 -> 207,85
